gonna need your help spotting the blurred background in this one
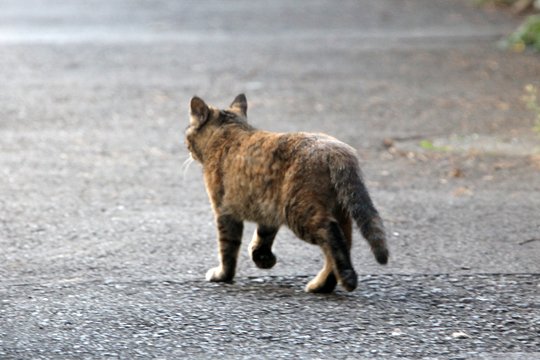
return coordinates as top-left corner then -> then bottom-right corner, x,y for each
1,0 -> 538,280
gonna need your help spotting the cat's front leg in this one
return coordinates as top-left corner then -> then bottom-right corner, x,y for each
249,225 -> 279,269
206,214 -> 244,283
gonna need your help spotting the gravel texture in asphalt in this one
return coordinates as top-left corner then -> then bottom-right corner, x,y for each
1,274 -> 538,359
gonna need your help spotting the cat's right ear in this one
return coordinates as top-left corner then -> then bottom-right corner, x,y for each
229,93 -> 247,118
190,96 -> 209,127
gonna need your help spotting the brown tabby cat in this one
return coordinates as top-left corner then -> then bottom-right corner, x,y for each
185,94 -> 389,293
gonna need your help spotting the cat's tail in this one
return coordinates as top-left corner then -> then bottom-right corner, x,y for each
329,153 -> 389,265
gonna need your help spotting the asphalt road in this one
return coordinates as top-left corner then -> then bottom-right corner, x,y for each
1,0 -> 539,358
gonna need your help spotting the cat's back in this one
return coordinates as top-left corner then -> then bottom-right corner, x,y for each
226,130 -> 357,174
218,129 -> 358,225
244,129 -> 352,153
269,131 -> 357,167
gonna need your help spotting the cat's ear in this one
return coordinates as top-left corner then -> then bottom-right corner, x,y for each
229,93 -> 247,117
190,96 -> 209,127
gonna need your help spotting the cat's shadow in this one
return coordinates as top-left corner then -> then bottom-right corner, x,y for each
207,276 -> 361,302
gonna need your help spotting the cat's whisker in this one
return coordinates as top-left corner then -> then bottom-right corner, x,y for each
181,155 -> 194,182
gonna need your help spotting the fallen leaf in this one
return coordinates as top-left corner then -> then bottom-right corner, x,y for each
382,138 -> 394,149
529,154 -> 540,170
494,161 -> 514,170
449,168 -> 464,178
453,187 -> 473,197
496,102 -> 510,111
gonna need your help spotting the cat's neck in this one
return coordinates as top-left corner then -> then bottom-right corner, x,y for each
203,123 -> 256,165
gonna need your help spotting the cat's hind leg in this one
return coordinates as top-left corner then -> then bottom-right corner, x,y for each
305,251 -> 337,293
322,220 -> 357,292
249,225 -> 279,269
287,196 -> 357,292
290,210 -> 357,292
305,210 -> 353,293
206,214 -> 243,283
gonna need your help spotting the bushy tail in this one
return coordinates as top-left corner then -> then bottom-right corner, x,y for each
329,155 -> 389,265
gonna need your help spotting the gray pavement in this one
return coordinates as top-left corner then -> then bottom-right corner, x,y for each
1,0 -> 539,358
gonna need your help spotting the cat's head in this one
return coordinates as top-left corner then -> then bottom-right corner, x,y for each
185,94 -> 250,163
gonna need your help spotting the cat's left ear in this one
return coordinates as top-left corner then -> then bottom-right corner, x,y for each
229,93 -> 247,118
190,96 -> 209,127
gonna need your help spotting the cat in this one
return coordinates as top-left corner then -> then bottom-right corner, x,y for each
185,94 -> 389,293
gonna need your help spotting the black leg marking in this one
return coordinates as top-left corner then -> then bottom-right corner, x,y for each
315,272 -> 337,294
250,225 -> 278,269
325,221 -> 357,292
306,269 -> 338,294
